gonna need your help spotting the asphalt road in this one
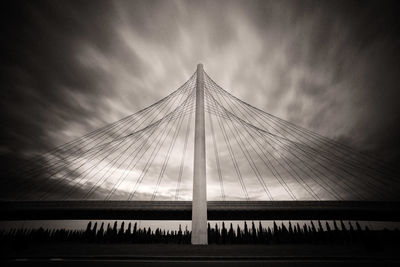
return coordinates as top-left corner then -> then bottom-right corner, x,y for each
2,244 -> 399,266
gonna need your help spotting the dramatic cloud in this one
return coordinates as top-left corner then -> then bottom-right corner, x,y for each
1,0 -> 399,200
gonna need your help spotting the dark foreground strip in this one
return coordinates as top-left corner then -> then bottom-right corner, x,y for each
3,256 -> 400,261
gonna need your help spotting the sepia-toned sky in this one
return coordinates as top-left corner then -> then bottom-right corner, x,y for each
1,0 -> 400,200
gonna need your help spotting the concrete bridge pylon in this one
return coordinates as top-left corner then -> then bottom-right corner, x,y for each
192,64 -> 208,245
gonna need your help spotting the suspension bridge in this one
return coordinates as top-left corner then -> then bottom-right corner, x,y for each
1,64 -> 399,244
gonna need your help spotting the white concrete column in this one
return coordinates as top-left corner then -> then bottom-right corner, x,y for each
191,64 -> 208,245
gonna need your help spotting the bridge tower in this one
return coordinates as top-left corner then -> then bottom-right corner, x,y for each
192,64 -> 208,244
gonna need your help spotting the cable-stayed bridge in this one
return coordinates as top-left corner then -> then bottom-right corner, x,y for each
1,64 -> 399,244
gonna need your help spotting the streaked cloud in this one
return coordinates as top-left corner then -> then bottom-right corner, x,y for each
1,0 -> 399,200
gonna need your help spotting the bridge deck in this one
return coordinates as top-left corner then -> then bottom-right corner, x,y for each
1,201 -> 399,221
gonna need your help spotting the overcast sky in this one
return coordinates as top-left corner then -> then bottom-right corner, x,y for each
1,0 -> 400,201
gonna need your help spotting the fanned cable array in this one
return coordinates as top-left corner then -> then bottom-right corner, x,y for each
203,72 -> 399,201
2,67 -> 399,201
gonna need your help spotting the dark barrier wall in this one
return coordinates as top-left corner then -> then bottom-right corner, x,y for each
1,201 -> 400,221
